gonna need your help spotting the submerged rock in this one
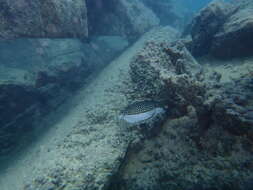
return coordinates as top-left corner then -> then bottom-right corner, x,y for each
0,0 -> 88,39
189,0 -> 232,56
86,0 -> 159,40
211,7 -> 253,58
212,75 -> 253,136
0,36 -> 129,155
188,0 -> 253,58
110,28 -> 253,190
141,0 -> 178,26
0,0 -> 159,41
129,39 -> 203,109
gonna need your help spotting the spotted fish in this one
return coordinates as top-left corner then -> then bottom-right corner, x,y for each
118,100 -> 166,124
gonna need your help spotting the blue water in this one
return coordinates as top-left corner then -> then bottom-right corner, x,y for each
0,0 -> 252,190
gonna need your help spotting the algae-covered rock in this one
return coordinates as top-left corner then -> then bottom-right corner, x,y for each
0,0 -> 88,39
212,75 -> 253,136
188,0 -> 253,58
108,27 -> 253,190
141,0 -> 177,26
86,0 -> 159,40
211,7 -> 253,58
0,0 -> 159,41
129,39 -> 203,107
111,106 -> 253,190
189,0 -> 232,56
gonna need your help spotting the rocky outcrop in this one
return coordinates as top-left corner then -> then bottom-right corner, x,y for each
211,75 -> 253,137
0,23 -> 252,189
0,0 -> 159,41
111,113 -> 253,190
0,36 -> 128,155
142,0 -> 194,29
86,0 -> 159,40
189,0 -> 232,56
128,39 -> 203,111
108,31 -> 253,189
0,0 -> 88,39
211,7 -> 253,58
188,0 -> 253,58
141,0 -> 177,26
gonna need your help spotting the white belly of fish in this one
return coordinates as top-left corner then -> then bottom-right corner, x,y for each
119,107 -> 165,124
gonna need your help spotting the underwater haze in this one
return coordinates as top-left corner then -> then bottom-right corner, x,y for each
0,0 -> 253,190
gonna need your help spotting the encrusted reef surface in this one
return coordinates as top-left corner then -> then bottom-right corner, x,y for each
0,2 -> 253,189
1,26 -> 252,190
108,28 -> 253,189
187,0 -> 253,58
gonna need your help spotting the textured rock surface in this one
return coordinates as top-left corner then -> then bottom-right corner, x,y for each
0,0 -> 88,39
188,0 -> 253,58
0,0 -> 160,41
200,57 -> 253,140
0,37 -> 128,155
212,76 -> 253,136
128,37 -> 202,110
211,6 -> 253,58
0,27 -> 177,190
0,1 -> 253,188
108,30 -> 253,189
86,0 -> 159,40
189,0 -> 232,56
111,115 -> 253,190
141,0 -> 176,26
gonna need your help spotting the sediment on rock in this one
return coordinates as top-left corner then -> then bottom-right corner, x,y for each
0,35 -> 129,156
187,0 -> 253,58
108,27 -> 253,189
86,0 -> 159,41
0,0 -> 88,39
13,27 -> 176,190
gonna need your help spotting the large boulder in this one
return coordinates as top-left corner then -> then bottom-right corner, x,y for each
86,0 -> 159,40
129,38 -> 203,107
109,33 -> 253,190
0,0 -> 88,39
211,7 -> 253,58
1,26 -> 252,190
0,36 -> 128,155
0,0 -> 159,41
188,0 -> 253,58
189,0 -> 232,56
141,0 -> 178,26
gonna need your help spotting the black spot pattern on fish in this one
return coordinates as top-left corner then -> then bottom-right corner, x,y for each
121,101 -> 157,115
